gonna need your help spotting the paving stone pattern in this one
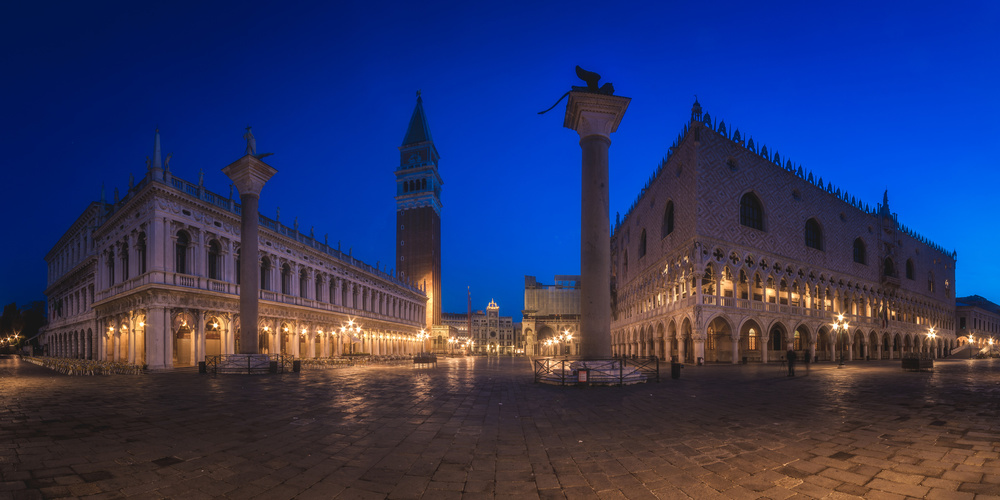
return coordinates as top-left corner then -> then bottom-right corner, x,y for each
2,356 -> 1000,499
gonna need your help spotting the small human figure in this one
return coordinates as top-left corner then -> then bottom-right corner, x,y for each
804,350 -> 811,376
786,349 -> 797,377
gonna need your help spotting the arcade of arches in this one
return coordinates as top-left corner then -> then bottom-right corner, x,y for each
612,258 -> 958,364
613,314 -> 955,363
50,305 -> 426,368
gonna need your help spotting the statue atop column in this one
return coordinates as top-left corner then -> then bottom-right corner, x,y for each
539,66 -> 617,115
244,126 -> 256,156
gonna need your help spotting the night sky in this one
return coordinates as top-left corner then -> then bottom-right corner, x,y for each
3,1 -> 998,321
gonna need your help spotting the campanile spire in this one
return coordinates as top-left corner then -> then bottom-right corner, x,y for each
396,92 -> 443,327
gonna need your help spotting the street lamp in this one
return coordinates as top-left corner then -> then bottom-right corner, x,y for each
968,333 -> 975,359
989,337 -> 995,358
832,314 -> 850,368
416,329 -> 429,353
926,326 -> 937,358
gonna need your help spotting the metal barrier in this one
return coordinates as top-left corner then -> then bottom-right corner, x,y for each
205,354 -> 290,374
533,357 -> 659,386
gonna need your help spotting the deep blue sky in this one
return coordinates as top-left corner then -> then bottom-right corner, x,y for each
3,1 -> 998,321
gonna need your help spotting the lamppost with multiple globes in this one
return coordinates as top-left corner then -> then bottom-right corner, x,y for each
967,333 -> 975,359
542,330 -> 574,357
339,319 -> 363,355
416,329 -> 430,354
832,314 -> 850,368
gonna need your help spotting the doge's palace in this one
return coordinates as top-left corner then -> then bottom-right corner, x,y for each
40,130 -> 428,370
611,100 -> 958,364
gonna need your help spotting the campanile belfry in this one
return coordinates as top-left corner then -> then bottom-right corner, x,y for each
395,92 -> 443,327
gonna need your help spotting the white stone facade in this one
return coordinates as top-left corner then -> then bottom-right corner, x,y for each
610,101 -> 958,364
40,133 -> 428,370
441,299 -> 515,354
522,275 -> 581,356
955,295 -> 1000,355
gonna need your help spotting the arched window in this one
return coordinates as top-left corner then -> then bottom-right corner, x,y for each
661,200 -> 674,237
175,231 -> 189,274
883,257 -> 895,277
739,193 -> 764,230
905,259 -> 914,280
421,178 -> 427,190
260,257 -> 271,290
137,233 -> 147,274
805,218 -> 822,250
402,182 -> 409,193
927,271 -> 935,292
120,239 -> 129,281
638,229 -> 647,258
208,240 -> 221,280
853,238 -> 866,264
747,328 -> 758,350
771,328 -> 783,350
107,248 -> 115,285
281,264 -> 292,295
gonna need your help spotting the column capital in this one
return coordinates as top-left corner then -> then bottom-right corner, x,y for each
222,155 -> 277,198
564,92 -> 631,139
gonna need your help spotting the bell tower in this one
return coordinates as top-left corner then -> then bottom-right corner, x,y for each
396,92 -> 443,327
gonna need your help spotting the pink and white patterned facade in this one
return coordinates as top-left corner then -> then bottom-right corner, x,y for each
610,101 -> 957,363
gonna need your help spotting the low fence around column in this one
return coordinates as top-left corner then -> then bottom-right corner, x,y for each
533,357 -> 659,386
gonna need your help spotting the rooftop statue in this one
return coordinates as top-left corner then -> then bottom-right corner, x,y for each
538,66 -> 616,115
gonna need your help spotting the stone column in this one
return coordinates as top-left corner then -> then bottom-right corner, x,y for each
731,336 -> 740,364
222,155 -> 277,354
693,338 -> 705,364
563,91 -> 629,359
196,310 -> 206,363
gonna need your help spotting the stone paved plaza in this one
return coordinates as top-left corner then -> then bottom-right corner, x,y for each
2,356 -> 1000,499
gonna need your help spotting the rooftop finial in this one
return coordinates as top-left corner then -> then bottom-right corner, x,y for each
416,89 -> 421,99
691,96 -> 703,122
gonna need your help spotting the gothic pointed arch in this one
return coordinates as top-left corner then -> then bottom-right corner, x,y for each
661,200 -> 674,238
805,218 -> 823,250
739,192 -> 764,230
853,238 -> 866,264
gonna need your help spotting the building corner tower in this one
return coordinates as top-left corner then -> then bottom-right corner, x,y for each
395,92 -> 443,327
